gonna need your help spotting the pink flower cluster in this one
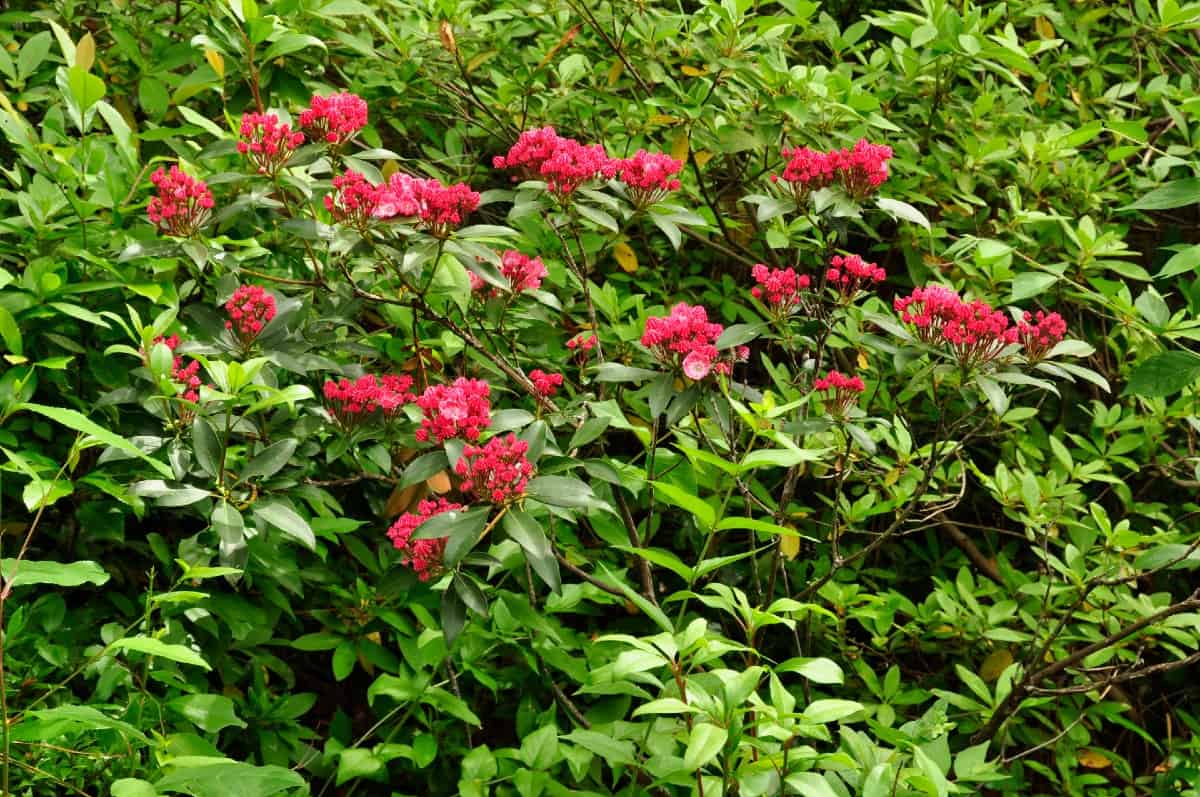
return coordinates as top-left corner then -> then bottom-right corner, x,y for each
494,127 -> 615,196
500,250 -> 547,293
415,378 -> 492,442
771,146 -> 835,203
567,333 -> 597,362
529,369 -> 563,398
612,150 -> 683,208
1017,311 -> 1067,362
454,433 -> 534,504
224,284 -> 276,345
387,497 -> 464,581
827,254 -> 886,297
150,335 -> 204,404
323,374 -> 416,428
375,173 -> 481,237
894,287 -> 1019,370
147,165 -> 214,238
298,92 -> 367,147
641,303 -> 747,380
751,264 -> 810,314
325,170 -> 383,229
771,139 -> 893,204
237,112 -> 305,175
471,249 -> 547,296
813,370 -> 865,417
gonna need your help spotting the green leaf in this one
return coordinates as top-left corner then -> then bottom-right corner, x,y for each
784,772 -> 841,797
562,729 -> 637,766
254,501 -> 316,550
0,306 -> 21,355
526,475 -> 607,511
155,759 -> 304,796
262,32 -> 327,62
1122,178 -> 1200,211
18,403 -> 173,478
592,363 -> 660,383
652,480 -> 716,529
1157,243 -> 1200,279
683,723 -> 727,771
67,65 -> 105,111
776,657 -> 844,684
739,447 -> 828,472
192,417 -> 222,479
876,197 -> 931,230
112,779 -> 157,797
1123,351 -> 1200,397
0,559 -> 109,588
715,323 -> 763,350
24,705 -> 149,744
913,745 -> 951,797
1010,272 -> 1058,302
238,439 -> 297,483
336,748 -> 384,786
802,699 -> 864,723
167,694 -> 247,733
399,450 -> 450,488
111,636 -> 211,670
333,640 -> 356,681
503,509 -> 561,593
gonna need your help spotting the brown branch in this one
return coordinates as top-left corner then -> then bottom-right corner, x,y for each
554,551 -> 627,598
940,518 -> 1002,584
972,588 -> 1200,744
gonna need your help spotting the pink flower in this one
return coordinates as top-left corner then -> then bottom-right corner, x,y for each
374,173 -> 480,237
500,250 -> 547,293
495,128 -> 615,196
566,333 -> 597,363
750,264 -> 810,314
826,254 -> 886,298
641,303 -> 745,379
1017,311 -> 1067,362
529,369 -> 563,398
813,370 -> 866,417
147,165 -> 214,238
325,170 -> 385,230
771,139 -> 893,204
771,146 -> 836,205
387,497 -> 464,581
142,335 -> 208,422
298,92 -> 367,147
236,112 -> 305,175
415,378 -> 492,442
323,373 -> 415,428
454,434 -> 534,504
223,284 -> 276,346
612,149 -> 683,208
493,126 -> 564,179
830,139 -> 892,200
895,286 -> 1017,370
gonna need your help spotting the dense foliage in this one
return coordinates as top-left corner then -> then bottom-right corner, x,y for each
2,0 -> 1200,795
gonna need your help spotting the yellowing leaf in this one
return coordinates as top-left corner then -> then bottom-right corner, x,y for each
614,241 -> 639,273
205,48 -> 225,79
1035,16 -> 1056,39
857,351 -> 869,370
780,534 -> 801,561
1078,750 -> 1111,769
648,113 -> 679,126
681,64 -> 707,76
75,33 -> 95,72
607,60 -> 624,87
426,471 -> 451,494
671,130 -> 690,166
1034,82 -> 1049,108
694,151 -> 714,167
381,160 -> 400,180
980,648 -> 1012,681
